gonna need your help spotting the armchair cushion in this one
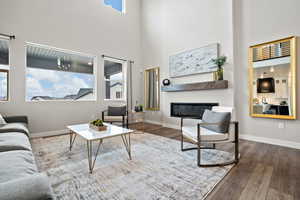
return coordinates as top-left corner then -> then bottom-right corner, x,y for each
107,106 -> 127,116
202,110 -> 231,133
182,126 -> 229,142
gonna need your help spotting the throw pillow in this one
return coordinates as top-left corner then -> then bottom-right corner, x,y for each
0,114 -> 7,127
201,109 -> 231,133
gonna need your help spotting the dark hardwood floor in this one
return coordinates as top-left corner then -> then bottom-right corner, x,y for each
129,123 -> 300,200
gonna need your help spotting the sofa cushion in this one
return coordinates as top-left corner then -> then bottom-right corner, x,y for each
0,173 -> 54,200
3,116 -> 28,124
0,132 -> 32,152
0,122 -> 29,136
0,150 -> 37,183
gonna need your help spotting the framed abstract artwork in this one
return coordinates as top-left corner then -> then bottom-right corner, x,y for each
169,43 -> 219,78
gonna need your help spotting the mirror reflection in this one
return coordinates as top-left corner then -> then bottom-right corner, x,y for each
250,37 -> 296,119
144,67 -> 160,111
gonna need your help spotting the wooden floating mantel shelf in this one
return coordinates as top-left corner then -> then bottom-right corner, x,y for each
161,80 -> 228,92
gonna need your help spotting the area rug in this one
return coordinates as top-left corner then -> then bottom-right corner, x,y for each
31,132 -> 234,200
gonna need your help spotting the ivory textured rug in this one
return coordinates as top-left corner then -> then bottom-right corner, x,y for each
31,132 -> 234,200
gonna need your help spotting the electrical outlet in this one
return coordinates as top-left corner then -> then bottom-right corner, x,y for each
278,122 -> 285,129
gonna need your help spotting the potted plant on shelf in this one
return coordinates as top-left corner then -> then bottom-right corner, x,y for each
90,119 -> 107,131
138,104 -> 144,112
134,101 -> 144,112
211,56 -> 227,81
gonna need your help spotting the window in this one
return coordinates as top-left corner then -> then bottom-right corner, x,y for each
26,43 -> 96,101
104,0 -> 125,13
0,39 -> 9,101
104,58 -> 126,100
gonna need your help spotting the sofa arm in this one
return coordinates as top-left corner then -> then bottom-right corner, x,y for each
4,116 -> 28,124
0,173 -> 55,200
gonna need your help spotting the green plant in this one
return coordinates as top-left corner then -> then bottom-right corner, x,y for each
91,119 -> 104,127
212,56 -> 227,69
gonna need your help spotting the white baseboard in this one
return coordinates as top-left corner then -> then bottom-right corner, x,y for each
144,120 -> 163,126
144,120 -> 181,130
30,129 -> 69,138
163,123 -> 180,130
239,134 -> 300,150
145,120 -> 300,150
30,122 -> 300,150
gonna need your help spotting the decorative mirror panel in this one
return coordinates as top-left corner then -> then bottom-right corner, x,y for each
144,67 -> 160,111
249,36 -> 297,119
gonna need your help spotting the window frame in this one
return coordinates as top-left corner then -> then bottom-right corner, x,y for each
0,38 -> 10,102
25,42 -> 98,102
103,57 -> 127,102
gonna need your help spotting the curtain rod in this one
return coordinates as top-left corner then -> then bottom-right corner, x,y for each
0,33 -> 15,40
102,54 -> 134,63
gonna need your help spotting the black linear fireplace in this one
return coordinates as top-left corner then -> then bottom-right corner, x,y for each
171,103 -> 219,119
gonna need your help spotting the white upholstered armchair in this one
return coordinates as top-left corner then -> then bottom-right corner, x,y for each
181,106 -> 239,167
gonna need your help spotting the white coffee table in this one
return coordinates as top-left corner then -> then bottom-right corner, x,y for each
67,123 -> 134,173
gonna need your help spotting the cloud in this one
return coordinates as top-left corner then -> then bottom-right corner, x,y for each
26,68 -> 94,99
27,68 -> 60,83
110,72 -> 123,81
26,76 -> 47,99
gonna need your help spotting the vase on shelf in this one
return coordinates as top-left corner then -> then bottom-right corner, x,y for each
213,67 -> 224,81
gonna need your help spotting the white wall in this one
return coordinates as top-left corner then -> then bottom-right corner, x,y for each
141,0 -> 300,148
1,0 -> 300,146
141,0 -> 235,127
0,0 -> 142,134
234,0 -> 300,145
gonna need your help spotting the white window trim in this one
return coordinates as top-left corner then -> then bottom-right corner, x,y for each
122,0 -> 126,14
103,57 -> 127,102
25,42 -> 98,102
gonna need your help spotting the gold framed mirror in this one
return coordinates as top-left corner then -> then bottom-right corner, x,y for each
144,67 -> 160,111
249,36 -> 297,120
